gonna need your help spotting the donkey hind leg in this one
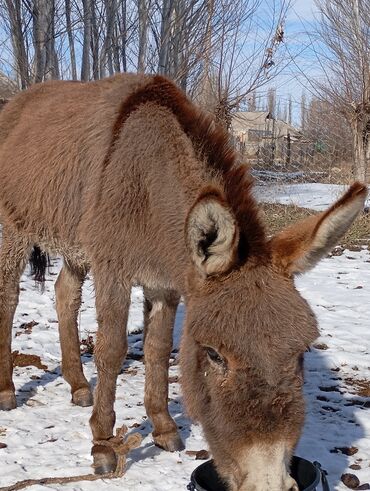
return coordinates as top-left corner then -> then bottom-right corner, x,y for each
0,230 -> 31,410
143,288 -> 184,451
55,262 -> 93,407
90,275 -> 130,474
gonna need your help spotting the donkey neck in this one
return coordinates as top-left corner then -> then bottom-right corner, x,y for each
122,104 -> 221,292
89,75 -> 266,294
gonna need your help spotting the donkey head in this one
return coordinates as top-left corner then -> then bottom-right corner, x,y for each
181,183 -> 367,491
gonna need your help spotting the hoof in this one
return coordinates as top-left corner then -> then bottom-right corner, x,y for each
0,392 -> 16,411
154,431 -> 185,452
92,444 -> 117,475
72,387 -> 93,407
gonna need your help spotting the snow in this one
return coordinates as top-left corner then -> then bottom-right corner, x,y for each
255,182 -> 370,211
0,183 -> 369,490
295,249 -> 370,487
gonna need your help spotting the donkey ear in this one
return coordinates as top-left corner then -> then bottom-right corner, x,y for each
185,189 -> 239,276
270,182 -> 368,275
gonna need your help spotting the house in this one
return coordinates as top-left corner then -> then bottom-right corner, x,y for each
231,111 -> 302,159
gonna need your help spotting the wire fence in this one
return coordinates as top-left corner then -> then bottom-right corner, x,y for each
231,97 -> 364,186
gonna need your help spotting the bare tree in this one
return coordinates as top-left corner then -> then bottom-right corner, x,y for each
81,0 -> 92,81
100,0 -> 118,77
32,0 -> 59,82
301,92 -> 307,131
288,94 -> 292,125
0,0 -> 295,113
267,87 -> 276,116
141,0 -> 217,92
157,0 -> 173,75
199,0 -> 291,128
305,97 -> 353,165
65,0 -> 77,80
111,5 -> 122,71
4,0 -> 29,88
118,0 -> 128,71
90,1 -> 100,80
137,0 -> 150,72
309,0 -> 370,181
247,91 -> 257,111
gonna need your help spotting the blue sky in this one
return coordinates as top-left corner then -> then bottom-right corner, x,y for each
289,0 -> 317,21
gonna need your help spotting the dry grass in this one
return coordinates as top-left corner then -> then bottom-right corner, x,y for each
260,202 -> 370,250
345,377 -> 370,397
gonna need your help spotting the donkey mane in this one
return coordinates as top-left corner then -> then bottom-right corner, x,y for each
106,75 -> 268,264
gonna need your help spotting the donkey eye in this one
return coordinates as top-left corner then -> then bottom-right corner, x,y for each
205,347 -> 224,365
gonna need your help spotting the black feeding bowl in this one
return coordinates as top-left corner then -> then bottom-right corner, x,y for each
189,457 -> 328,491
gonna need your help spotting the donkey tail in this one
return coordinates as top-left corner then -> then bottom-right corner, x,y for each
29,245 -> 50,288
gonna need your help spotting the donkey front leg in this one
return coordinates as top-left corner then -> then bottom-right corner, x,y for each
143,288 -> 184,451
0,229 -> 31,410
55,263 -> 93,407
90,277 -> 130,474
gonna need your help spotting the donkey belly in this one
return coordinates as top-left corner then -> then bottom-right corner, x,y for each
0,80 -> 108,254
0,164 -> 87,258
0,140 -> 90,262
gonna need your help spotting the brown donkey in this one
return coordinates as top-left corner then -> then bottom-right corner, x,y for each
0,74 -> 367,491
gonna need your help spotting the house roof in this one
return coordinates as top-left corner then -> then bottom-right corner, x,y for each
231,111 -> 301,137
231,111 -> 271,132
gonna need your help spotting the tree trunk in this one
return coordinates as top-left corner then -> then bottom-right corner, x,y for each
81,0 -> 92,81
32,0 -> 59,82
112,23 -> 121,72
267,88 -> 276,118
91,1 -> 99,80
5,0 -> 29,88
137,0 -> 149,72
214,98 -> 232,130
352,115 -> 370,182
178,10 -> 189,92
100,0 -> 117,78
301,94 -> 307,131
44,0 -> 59,80
193,0 -> 214,100
65,0 -> 77,80
286,132 -> 291,166
171,0 -> 187,81
157,0 -> 173,75
7,0 -> 59,85
288,96 -> 292,125
120,0 -> 127,72
33,0 -> 47,82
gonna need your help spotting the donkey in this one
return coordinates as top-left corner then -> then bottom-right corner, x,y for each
0,73 -> 367,491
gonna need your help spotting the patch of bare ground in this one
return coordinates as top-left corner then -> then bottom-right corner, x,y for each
345,377 -> 370,397
80,334 -> 95,355
15,320 -> 38,337
12,351 -> 48,370
185,449 -> 210,460
261,202 -> 370,250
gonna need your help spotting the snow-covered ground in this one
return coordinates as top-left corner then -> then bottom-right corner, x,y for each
0,184 -> 369,491
255,182 -> 370,211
